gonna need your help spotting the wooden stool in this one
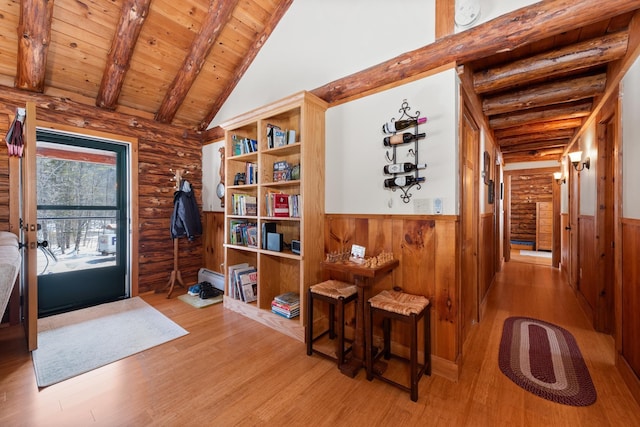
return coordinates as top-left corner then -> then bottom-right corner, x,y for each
366,289 -> 431,402
306,280 -> 358,366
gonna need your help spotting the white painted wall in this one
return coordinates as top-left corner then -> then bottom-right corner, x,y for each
622,55 -> 640,219
576,124 -> 597,216
465,0 -> 539,29
210,0 -> 437,128
202,140 -> 225,212
326,68 -> 458,214
202,1 -> 546,215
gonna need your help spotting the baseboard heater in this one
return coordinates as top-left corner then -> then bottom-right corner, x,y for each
198,268 -> 225,292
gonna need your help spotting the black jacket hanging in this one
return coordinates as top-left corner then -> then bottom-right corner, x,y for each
170,180 -> 202,241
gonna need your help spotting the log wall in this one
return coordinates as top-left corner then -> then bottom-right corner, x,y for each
0,87 -> 203,295
0,115 -> 9,231
509,173 -> 553,244
324,214 -> 460,380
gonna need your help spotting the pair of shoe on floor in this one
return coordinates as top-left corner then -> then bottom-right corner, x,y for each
188,281 -> 223,299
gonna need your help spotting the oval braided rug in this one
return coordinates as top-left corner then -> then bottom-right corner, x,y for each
498,316 -> 597,406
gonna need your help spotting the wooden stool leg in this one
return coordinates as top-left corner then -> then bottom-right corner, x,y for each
366,303 -> 374,381
306,288 -> 314,356
328,303 -> 336,339
424,306 -> 431,376
383,317 -> 391,359
410,313 -> 418,402
337,297 -> 345,364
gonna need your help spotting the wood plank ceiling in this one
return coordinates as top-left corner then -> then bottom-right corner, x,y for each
0,0 -> 292,131
0,0 -> 638,167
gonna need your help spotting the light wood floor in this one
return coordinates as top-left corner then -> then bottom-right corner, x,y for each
1,260 -> 639,426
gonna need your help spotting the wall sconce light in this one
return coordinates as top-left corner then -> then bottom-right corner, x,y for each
553,171 -> 566,184
568,151 -> 590,172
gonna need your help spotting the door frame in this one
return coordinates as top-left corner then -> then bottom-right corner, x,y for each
460,103 -> 479,345
14,102 -> 139,350
35,131 -> 131,317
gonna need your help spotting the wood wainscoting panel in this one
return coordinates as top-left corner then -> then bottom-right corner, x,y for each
621,218 -> 640,399
480,213 -> 495,308
578,215 -> 597,322
325,214 -> 460,380
203,211 -> 225,274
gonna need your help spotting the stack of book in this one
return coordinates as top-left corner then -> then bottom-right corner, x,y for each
227,263 -> 257,303
271,292 -> 300,318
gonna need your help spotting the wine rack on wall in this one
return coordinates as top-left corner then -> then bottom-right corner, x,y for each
382,99 -> 426,203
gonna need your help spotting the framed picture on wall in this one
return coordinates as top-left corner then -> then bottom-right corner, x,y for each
483,151 -> 490,185
488,179 -> 495,204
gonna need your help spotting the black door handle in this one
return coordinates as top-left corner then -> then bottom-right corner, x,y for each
565,226 -> 571,230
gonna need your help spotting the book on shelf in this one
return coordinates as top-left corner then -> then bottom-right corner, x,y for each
271,304 -> 299,319
271,292 -> 300,318
227,263 -> 249,300
273,160 -> 290,182
266,124 -> 297,148
232,193 -> 257,216
245,162 -> 258,184
273,193 -> 290,217
229,220 -> 258,247
233,266 -> 256,302
237,267 -> 258,303
266,124 -> 279,149
271,299 -> 300,311
287,130 -> 296,144
232,135 -> 257,155
273,128 -> 287,147
261,222 -> 277,249
274,291 -> 300,305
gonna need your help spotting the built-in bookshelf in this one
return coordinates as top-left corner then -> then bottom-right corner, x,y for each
221,91 -> 327,342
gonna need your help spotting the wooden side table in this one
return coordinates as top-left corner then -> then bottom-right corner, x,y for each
320,259 -> 399,377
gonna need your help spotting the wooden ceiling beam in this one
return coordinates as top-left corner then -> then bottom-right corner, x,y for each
473,31 -> 629,94
198,0 -> 294,131
499,129 -> 576,147
96,0 -> 151,110
489,101 -> 592,129
502,149 -> 564,163
15,0 -> 54,92
494,118 -> 584,139
564,10 -> 640,155
310,0 -> 640,106
155,0 -> 239,124
500,141 -> 569,154
483,73 -> 606,116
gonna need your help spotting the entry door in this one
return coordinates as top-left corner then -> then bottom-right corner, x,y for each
35,130 -> 129,317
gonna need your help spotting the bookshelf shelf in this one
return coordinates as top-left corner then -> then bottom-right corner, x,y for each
221,91 -> 327,342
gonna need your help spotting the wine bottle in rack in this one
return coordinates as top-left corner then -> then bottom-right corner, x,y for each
383,162 -> 427,175
384,175 -> 426,188
383,132 -> 426,147
382,117 -> 427,134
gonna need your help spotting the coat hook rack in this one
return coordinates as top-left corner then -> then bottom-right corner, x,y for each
170,168 -> 189,190
160,167 -> 190,298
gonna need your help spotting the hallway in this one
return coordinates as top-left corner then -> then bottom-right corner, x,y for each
0,259 -> 639,426
458,259 -> 640,425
